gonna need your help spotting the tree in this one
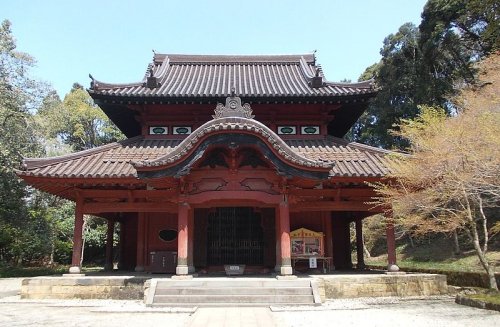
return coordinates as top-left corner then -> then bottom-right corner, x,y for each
38,83 -> 124,151
351,23 -> 448,149
350,0 -> 499,149
36,84 -> 124,265
0,19 -> 53,265
373,53 -> 500,290
420,0 -> 499,60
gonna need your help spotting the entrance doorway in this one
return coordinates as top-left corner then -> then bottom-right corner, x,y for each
207,207 -> 264,265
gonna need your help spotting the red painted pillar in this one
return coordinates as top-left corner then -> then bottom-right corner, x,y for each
176,202 -> 190,275
322,212 -> 333,258
355,218 -> 365,269
386,211 -> 399,272
135,213 -> 145,272
188,209 -> 195,273
69,196 -> 84,274
117,221 -> 125,270
278,199 -> 293,275
274,210 -> 282,272
104,219 -> 114,271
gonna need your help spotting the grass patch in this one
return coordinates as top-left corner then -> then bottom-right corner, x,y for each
0,266 -> 68,278
0,265 -> 108,278
364,248 -> 499,273
470,293 -> 500,305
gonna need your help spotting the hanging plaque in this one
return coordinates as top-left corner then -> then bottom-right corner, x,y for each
309,257 -> 317,268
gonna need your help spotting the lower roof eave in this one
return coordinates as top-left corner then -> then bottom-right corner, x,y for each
91,93 -> 375,105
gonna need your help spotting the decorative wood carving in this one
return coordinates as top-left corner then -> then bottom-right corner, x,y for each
212,91 -> 255,119
240,178 -> 277,194
190,178 -> 228,194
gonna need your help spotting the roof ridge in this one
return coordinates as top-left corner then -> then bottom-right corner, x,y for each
22,136 -> 144,170
154,53 -> 316,64
323,79 -> 374,89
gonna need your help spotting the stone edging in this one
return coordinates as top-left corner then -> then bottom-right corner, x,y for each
455,294 -> 500,312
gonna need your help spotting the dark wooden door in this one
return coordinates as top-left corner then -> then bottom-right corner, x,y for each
207,207 -> 264,265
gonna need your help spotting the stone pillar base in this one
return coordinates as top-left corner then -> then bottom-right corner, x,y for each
387,264 -> 400,272
134,266 -> 145,272
280,265 -> 293,276
176,265 -> 189,275
68,266 -> 81,274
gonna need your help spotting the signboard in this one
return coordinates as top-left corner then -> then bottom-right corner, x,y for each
224,264 -> 246,275
309,257 -> 317,268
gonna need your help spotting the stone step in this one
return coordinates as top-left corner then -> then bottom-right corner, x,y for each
154,287 -> 313,296
155,279 -> 311,289
153,294 -> 314,304
147,278 -> 317,307
151,302 -> 314,307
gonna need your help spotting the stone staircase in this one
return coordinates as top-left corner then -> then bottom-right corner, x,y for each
145,278 -> 320,307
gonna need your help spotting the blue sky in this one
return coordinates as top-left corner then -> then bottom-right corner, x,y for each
3,0 -> 427,97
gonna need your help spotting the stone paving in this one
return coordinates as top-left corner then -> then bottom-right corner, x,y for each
1,278 -> 499,327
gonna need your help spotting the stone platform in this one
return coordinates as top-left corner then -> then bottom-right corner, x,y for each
21,276 -> 147,300
20,272 -> 448,302
316,273 -> 448,300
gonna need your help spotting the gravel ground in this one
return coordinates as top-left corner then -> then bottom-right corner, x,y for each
272,296 -> 500,327
1,278 -> 499,327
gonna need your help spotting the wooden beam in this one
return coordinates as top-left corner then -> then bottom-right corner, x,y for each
187,191 -> 282,205
83,202 -> 177,214
288,188 -> 376,197
290,201 -> 382,212
79,189 -> 177,198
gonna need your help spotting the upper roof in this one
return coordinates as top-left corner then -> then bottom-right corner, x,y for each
88,53 -> 375,99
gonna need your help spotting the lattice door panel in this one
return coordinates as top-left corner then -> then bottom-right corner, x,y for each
207,207 -> 264,265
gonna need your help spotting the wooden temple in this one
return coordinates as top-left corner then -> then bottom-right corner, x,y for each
17,54 -> 399,275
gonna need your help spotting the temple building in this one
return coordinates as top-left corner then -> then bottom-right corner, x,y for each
17,54 -> 398,276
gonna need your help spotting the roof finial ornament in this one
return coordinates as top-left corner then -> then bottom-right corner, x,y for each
310,66 -> 324,88
89,73 -> 98,90
146,64 -> 159,89
213,94 -> 254,119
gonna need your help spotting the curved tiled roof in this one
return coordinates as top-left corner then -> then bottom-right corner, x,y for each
18,136 -> 391,180
132,117 -> 333,170
287,137 -> 392,177
88,53 -> 375,99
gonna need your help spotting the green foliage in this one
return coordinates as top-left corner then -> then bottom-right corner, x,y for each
0,265 -> 68,278
350,0 -> 499,149
372,53 -> 500,289
420,0 -> 500,59
351,23 -> 448,149
0,19 -> 52,266
38,83 -> 124,151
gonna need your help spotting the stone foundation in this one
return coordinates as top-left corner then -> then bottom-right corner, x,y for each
315,274 -> 448,301
21,276 -> 147,300
21,273 -> 448,302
